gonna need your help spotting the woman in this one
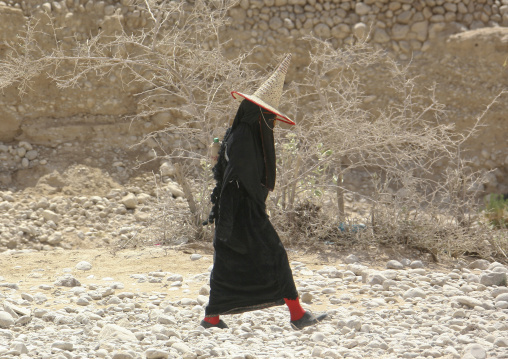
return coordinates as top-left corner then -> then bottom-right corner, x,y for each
201,54 -> 326,330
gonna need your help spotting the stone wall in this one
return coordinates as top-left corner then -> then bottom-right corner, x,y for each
3,0 -> 507,62
0,0 -> 507,192
224,0 -> 508,60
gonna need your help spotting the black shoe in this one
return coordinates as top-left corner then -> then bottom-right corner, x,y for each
200,319 -> 229,329
291,311 -> 327,330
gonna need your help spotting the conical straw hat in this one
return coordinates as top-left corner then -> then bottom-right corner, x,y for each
231,53 -> 295,125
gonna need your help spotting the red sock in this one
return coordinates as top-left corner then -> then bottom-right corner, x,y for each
203,316 -> 220,325
284,297 -> 306,321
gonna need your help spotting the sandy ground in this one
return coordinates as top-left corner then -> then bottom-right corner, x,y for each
0,243 -> 447,316
1,247 -> 213,303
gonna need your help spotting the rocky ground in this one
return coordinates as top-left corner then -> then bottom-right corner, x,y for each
1,158 -> 508,359
0,162 -> 192,253
0,1 -> 507,357
1,138 -> 508,359
1,247 -> 508,359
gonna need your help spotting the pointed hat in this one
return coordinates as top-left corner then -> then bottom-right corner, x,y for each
231,53 -> 295,125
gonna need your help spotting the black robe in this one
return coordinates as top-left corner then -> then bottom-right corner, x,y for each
205,100 -> 298,317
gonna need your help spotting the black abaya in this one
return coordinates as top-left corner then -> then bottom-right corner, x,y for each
205,100 -> 298,317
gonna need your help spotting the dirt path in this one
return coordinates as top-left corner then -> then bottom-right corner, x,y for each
0,243 -> 447,316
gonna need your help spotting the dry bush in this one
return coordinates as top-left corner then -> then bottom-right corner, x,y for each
0,0 -> 268,242
1,1 -> 507,260
268,36 -> 507,261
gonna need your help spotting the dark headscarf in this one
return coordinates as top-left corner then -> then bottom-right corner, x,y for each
222,100 -> 277,207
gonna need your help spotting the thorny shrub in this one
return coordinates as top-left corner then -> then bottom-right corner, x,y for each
269,37 -> 507,261
1,0 -> 506,261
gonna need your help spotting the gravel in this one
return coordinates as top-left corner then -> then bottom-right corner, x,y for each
1,253 -> 507,359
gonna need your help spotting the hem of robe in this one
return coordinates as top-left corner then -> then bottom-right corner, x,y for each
205,298 -> 286,317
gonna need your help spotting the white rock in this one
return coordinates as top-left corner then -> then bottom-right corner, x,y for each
346,317 -> 362,331
16,147 -> 26,157
403,288 -> 426,299
121,193 -> 138,209
99,324 -> 138,342
76,261 -> 92,271
373,28 -> 390,43
443,345 -> 460,357
41,209 -> 60,223
493,266 -> 508,273
76,297 -> 90,306
9,342 -> 28,355
367,273 -> 387,286
355,2 -> 370,16
347,263 -> 368,275
353,22 -> 368,40
52,341 -> 73,351
118,292 -> 135,299
137,193 -> 152,204
25,150 -> 38,160
392,24 -> 410,40
171,342 -> 192,354
0,312 -> 14,328
495,301 -> 508,309
495,293 -> 508,302
166,184 -> 184,198
311,332 -> 325,342
112,352 -> 134,359
380,270 -> 399,280
180,298 -> 198,306
311,346 -> 323,357
269,17 -> 283,30
199,285 -> 210,295
300,269 -> 314,276
33,293 -> 48,304
454,296 -> 483,308
21,293 -> 33,302
197,295 -> 208,305
157,314 -> 177,325
331,24 -> 351,39
104,5 -> 115,15
382,279 -> 397,290
190,254 -> 202,261
18,141 -> 32,150
0,282 -> 19,290
461,343 -> 486,359
344,254 -> 359,264
469,259 -> 490,270
228,7 -> 246,22
386,260 -> 404,269
145,348 -> 169,359
480,272 -> 507,286
494,337 -> 508,347
301,292 -> 313,303
47,231 -> 63,245
167,274 -> 183,282
54,275 -> 81,287
159,161 -> 176,177
410,260 -> 424,269
3,302 -> 30,317
488,262 -> 505,270
314,23 -> 331,38
465,274 -> 480,283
